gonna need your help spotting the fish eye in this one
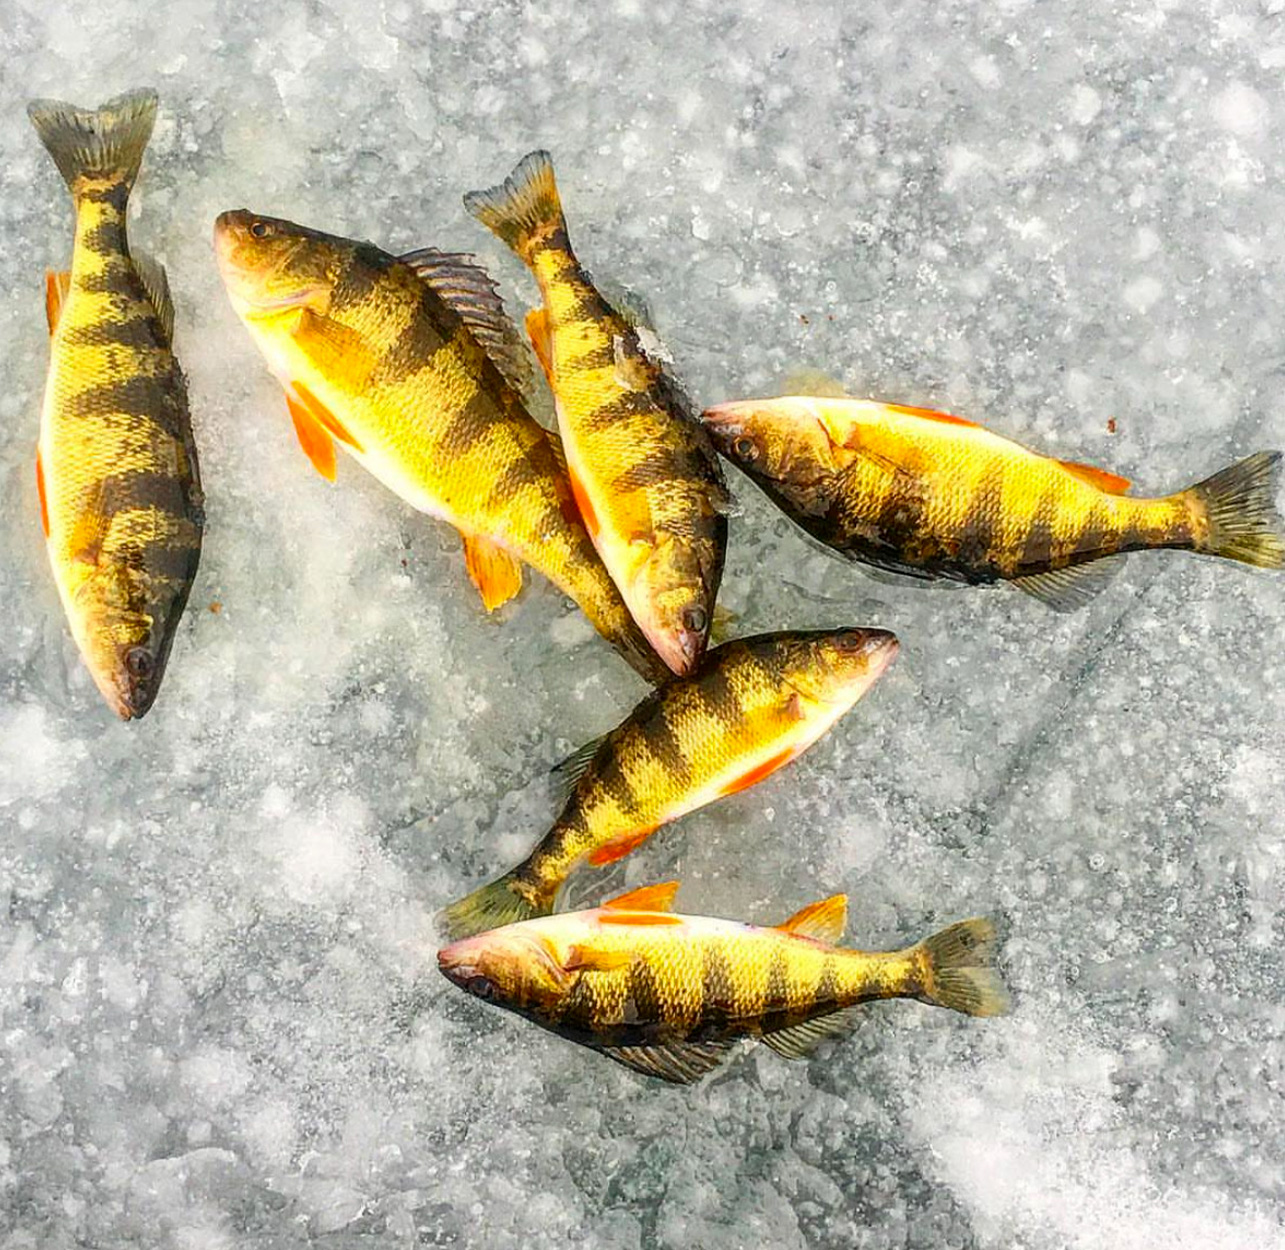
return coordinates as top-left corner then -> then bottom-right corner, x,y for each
733,435 -> 759,461
466,975 -> 498,1002
682,605 -> 707,634
124,647 -> 153,679
249,220 -> 272,240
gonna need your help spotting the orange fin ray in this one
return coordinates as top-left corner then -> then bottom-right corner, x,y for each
564,945 -> 635,972
602,882 -> 680,912
526,307 -> 553,387
884,402 -> 979,429
1057,458 -> 1132,495
596,910 -> 683,926
44,271 -> 70,335
286,392 -> 338,481
586,826 -> 657,867
36,449 -> 49,537
293,380 -> 362,452
776,894 -> 848,943
717,747 -> 797,799
461,533 -> 524,612
567,463 -> 600,538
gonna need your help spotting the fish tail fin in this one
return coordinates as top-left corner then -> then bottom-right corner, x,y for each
437,867 -> 554,940
27,88 -> 158,196
464,150 -> 566,264
1184,450 -> 1285,569
915,917 -> 1010,1018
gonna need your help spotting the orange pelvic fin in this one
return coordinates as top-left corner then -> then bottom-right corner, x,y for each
293,380 -> 363,452
461,533 -> 524,611
525,307 -> 553,386
567,463 -> 599,538
885,402 -> 979,429
602,881 -> 680,912
1057,459 -> 1132,495
717,747 -> 796,798
286,392 -> 338,481
586,826 -> 656,867
776,894 -> 848,943
45,271 -> 71,335
36,449 -> 49,537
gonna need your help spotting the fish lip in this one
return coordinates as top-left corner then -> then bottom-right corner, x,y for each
645,624 -> 704,678
436,947 -> 478,989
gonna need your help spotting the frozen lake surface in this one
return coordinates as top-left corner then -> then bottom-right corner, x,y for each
2,1 -> 1284,1246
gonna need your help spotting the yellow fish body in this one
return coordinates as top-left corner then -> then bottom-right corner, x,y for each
438,883 -> 1007,1084
703,396 -> 1285,609
465,151 -> 729,675
29,89 -> 204,719
214,212 -> 667,683
440,628 -> 899,938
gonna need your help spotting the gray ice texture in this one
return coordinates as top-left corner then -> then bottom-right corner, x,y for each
1,0 -> 1283,1247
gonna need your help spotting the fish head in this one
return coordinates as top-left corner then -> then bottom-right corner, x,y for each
213,210 -> 343,320
437,925 -> 572,1016
72,564 -> 175,720
631,532 -> 720,677
775,627 -> 900,710
701,397 -> 839,514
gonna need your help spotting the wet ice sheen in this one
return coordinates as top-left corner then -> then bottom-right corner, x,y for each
2,1 -> 1283,1247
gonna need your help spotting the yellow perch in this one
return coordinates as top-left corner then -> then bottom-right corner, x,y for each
465,151 -> 729,675
214,211 -> 667,683
703,396 -> 1285,609
438,882 -> 1007,1084
29,88 -> 204,719
440,628 -> 898,938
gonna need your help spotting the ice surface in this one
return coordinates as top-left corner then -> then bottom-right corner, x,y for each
2,0 -> 1284,1246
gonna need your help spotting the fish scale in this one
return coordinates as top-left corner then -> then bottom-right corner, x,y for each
438,889 -> 1008,1084
439,629 -> 900,940
214,211 -> 667,682
30,88 -> 203,720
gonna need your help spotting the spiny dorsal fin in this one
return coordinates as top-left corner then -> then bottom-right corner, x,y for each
601,882 -> 680,912
776,894 -> 847,943
779,368 -> 849,398
132,251 -> 174,346
600,1040 -> 735,1085
398,248 -> 532,394
1012,559 -> 1120,612
1057,458 -> 1131,495
884,401 -> 980,429
460,532 -> 523,612
44,270 -> 70,334
761,1007 -> 860,1059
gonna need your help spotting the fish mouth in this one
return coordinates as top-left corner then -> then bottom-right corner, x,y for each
212,211 -> 322,313
436,948 -> 478,989
644,623 -> 704,678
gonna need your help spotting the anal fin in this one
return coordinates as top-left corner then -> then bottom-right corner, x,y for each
1013,559 -> 1120,612
526,307 -> 553,387
585,826 -> 657,867
600,1040 -> 735,1085
461,532 -> 524,611
761,1008 -> 860,1059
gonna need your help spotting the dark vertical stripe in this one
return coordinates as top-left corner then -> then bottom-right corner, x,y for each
700,943 -> 735,1036
330,245 -> 388,311
370,284 -> 451,383
760,948 -> 793,1035
813,955 -> 839,1012
434,388 -> 506,460
642,705 -> 692,787
1016,490 -> 1057,575
696,660 -> 742,727
956,460 -> 1005,569
626,957 -> 661,1027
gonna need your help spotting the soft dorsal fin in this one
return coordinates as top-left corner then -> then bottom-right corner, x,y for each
779,368 -> 849,398
132,251 -> 174,345
884,402 -> 980,429
526,307 -> 553,387
776,894 -> 847,943
602,881 -> 680,912
551,733 -> 609,795
460,532 -> 523,611
44,270 -> 70,334
286,391 -> 338,480
399,248 -> 532,394
1057,458 -> 1132,495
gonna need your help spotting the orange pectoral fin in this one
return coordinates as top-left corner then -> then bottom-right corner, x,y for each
1057,459 -> 1132,495
526,307 -> 554,387
461,533 -> 524,611
45,271 -> 70,335
36,449 -> 49,537
286,393 -> 338,481
567,464 -> 600,538
564,944 -> 635,972
293,380 -> 363,452
885,402 -> 979,429
585,826 -> 657,867
717,747 -> 797,799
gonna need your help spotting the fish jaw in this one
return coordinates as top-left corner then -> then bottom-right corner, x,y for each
212,210 -> 330,318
